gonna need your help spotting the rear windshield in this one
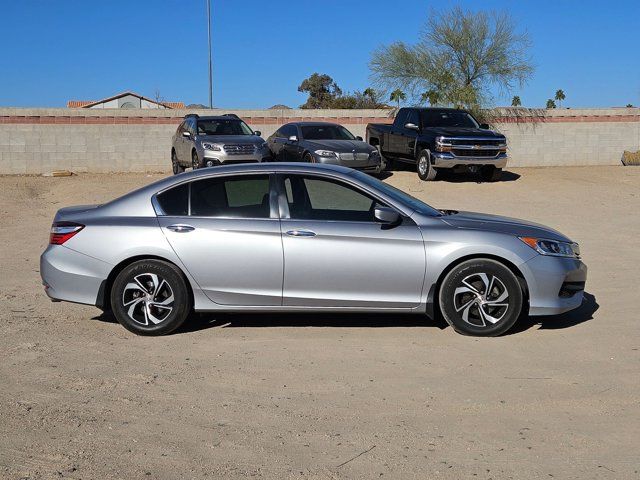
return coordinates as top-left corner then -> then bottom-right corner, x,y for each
197,119 -> 253,136
421,111 -> 479,128
301,125 -> 356,140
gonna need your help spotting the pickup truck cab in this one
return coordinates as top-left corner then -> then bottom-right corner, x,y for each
366,107 -> 507,181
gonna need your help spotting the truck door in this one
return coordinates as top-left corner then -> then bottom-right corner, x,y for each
388,109 -> 409,158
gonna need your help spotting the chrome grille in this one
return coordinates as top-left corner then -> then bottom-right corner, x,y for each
338,152 -> 370,161
223,144 -> 256,155
452,149 -> 500,157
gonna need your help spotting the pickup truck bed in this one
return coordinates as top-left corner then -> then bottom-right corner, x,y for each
366,108 -> 508,181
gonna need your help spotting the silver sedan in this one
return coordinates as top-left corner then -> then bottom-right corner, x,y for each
40,163 -> 587,336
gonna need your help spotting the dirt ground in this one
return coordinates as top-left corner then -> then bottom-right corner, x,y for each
1,166 -> 639,479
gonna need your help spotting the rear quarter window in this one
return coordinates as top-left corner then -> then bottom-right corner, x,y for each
156,183 -> 189,216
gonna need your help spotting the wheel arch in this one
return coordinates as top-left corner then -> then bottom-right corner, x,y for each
425,253 -> 530,320
96,255 -> 194,311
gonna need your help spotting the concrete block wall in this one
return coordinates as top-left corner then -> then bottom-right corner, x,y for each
0,107 -> 638,174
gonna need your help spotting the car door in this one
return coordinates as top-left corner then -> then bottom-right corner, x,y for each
402,109 -> 421,159
268,129 -> 286,160
155,173 -> 283,306
277,173 -> 426,308
281,125 -> 303,161
388,109 -> 409,158
175,121 -> 187,162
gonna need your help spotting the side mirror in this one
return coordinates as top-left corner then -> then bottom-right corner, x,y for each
479,123 -> 490,130
374,206 -> 401,225
182,131 -> 191,138
356,135 -> 363,141
254,130 -> 262,136
404,122 -> 419,131
288,135 -> 298,142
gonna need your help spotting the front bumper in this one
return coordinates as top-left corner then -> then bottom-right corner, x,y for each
40,245 -> 112,306
432,152 -> 508,169
315,154 -> 383,173
520,254 -> 588,316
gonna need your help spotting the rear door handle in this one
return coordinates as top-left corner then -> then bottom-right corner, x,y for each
166,224 -> 195,233
286,229 -> 316,237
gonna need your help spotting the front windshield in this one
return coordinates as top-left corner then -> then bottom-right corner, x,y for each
421,110 -> 479,128
301,125 -> 356,140
197,119 -> 253,136
351,171 -> 441,217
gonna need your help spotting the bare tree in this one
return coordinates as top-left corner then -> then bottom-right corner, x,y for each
369,6 -> 533,112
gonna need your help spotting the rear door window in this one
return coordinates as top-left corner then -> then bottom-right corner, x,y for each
156,182 -> 189,216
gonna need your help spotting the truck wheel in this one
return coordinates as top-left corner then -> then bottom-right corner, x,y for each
417,150 -> 437,181
481,166 -> 502,182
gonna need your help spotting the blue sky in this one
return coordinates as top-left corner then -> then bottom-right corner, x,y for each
1,0 -> 639,109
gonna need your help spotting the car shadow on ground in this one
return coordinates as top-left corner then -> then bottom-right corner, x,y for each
384,162 -> 521,183
92,292 -> 597,336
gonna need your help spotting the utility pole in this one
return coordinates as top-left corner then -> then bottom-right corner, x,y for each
207,0 -> 213,109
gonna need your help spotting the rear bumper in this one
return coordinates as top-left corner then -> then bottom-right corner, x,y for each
520,254 -> 588,316
40,245 -> 112,306
432,152 -> 508,169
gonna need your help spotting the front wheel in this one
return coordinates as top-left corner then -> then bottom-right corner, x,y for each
481,166 -> 502,182
438,259 -> 523,337
303,152 -> 316,163
417,149 -> 437,181
192,150 -> 200,170
110,260 -> 192,336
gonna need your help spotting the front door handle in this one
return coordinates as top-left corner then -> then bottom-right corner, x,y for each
166,224 -> 195,233
286,229 -> 316,237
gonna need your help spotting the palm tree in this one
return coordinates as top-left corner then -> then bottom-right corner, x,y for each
421,89 -> 440,106
390,89 -> 406,108
554,89 -> 565,108
511,95 -> 522,107
546,99 -> 556,109
363,88 -> 376,99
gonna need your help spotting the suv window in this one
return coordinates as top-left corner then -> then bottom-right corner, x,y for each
283,175 -> 383,222
156,182 -> 189,216
197,119 -> 253,136
191,175 -> 271,218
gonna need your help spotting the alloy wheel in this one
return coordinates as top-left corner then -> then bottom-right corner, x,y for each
418,155 -> 428,175
122,273 -> 174,326
453,273 -> 509,327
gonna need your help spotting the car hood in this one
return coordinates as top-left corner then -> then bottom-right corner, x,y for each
197,135 -> 263,144
425,127 -> 505,138
305,139 -> 376,153
440,211 -> 571,242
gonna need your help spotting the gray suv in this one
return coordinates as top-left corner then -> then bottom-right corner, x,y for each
171,114 -> 271,174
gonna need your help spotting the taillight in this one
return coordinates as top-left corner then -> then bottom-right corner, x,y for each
50,222 -> 84,245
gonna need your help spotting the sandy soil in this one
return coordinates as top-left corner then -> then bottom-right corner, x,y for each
1,166 -> 639,479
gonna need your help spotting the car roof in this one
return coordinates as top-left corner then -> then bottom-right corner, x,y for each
285,121 -> 344,127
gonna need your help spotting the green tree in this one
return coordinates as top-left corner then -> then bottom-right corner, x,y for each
390,88 -> 406,107
369,6 -> 533,112
546,99 -> 556,109
555,89 -> 565,108
511,95 -> 522,106
420,89 -> 440,106
298,73 -> 343,109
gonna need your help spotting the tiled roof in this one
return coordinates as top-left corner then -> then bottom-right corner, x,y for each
67,91 -> 184,109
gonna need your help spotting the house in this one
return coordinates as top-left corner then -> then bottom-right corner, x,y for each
67,91 -> 184,109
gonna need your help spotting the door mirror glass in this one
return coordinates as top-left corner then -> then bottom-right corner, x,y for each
404,122 -> 419,131
288,135 -> 298,142
182,131 -> 191,138
356,135 -> 363,141
479,123 -> 490,130
374,206 -> 401,225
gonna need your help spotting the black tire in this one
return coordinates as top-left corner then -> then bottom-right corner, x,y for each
191,150 -> 200,170
303,152 -> 316,163
438,259 -> 523,337
110,259 -> 192,336
171,150 -> 184,175
417,149 -> 437,181
481,166 -> 502,182
374,145 -> 389,174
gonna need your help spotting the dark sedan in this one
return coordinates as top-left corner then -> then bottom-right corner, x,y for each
267,122 -> 383,173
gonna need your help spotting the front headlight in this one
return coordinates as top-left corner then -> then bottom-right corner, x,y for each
519,237 -> 580,258
202,142 -> 221,151
314,150 -> 337,158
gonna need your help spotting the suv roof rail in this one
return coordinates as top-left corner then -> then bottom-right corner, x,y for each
222,113 -> 240,119
184,113 -> 199,119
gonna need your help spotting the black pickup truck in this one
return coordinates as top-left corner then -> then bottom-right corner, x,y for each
366,107 -> 508,181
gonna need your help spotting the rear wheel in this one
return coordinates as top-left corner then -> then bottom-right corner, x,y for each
110,260 -> 192,336
172,150 -> 184,175
438,259 -> 523,336
481,166 -> 502,182
417,149 -> 437,181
